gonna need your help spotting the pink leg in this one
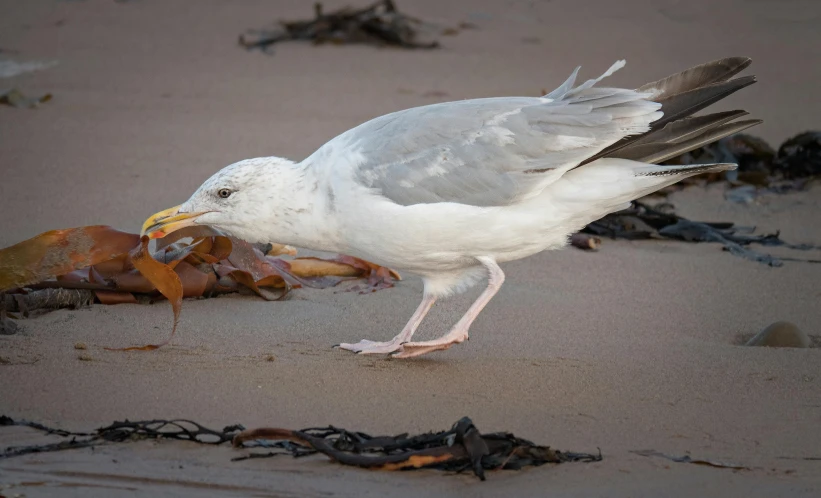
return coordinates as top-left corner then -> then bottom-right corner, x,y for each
393,257 -> 505,359
335,294 -> 437,354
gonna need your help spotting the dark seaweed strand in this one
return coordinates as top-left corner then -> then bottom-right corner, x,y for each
1,416 -> 245,459
1,415 -> 602,481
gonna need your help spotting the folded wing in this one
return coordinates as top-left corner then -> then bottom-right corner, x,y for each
314,57 -> 758,207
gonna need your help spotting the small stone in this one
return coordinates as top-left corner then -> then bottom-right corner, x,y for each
77,353 -> 94,361
745,321 -> 810,348
265,355 -> 276,362
0,317 -> 19,336
74,342 -> 87,350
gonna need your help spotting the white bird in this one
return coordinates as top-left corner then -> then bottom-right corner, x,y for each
142,57 -> 760,358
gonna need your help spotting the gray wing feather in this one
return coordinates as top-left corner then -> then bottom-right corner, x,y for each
339,61 -> 658,207
328,57 -> 758,207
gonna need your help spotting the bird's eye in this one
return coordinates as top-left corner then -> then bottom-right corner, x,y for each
217,188 -> 232,199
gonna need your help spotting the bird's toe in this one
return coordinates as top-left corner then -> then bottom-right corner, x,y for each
335,339 -> 403,355
391,342 -> 453,358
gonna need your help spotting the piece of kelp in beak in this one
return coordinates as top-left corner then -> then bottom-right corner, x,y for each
141,205 -> 209,239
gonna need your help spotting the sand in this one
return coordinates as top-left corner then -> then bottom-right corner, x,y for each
1,0 -> 820,496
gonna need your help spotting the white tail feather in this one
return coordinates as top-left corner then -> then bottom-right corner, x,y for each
545,158 -> 736,228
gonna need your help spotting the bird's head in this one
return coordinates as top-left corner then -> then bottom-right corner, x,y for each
141,157 -> 296,241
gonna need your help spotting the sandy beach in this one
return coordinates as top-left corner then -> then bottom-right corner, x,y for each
1,0 -> 820,496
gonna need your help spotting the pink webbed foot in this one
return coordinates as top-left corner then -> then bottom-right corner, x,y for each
335,294 -> 438,356
390,331 -> 469,359
335,338 -> 404,355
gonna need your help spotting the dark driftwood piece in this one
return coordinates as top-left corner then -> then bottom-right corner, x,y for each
1,415 -> 600,481
570,233 -> 601,251
239,0 -> 440,52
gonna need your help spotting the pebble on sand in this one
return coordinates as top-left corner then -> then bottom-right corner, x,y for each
0,318 -> 18,336
745,321 -> 810,348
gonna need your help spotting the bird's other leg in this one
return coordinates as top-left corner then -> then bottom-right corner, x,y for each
335,293 -> 437,354
393,257 -> 504,359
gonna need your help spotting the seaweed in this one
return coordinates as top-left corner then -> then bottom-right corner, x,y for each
239,0 -> 442,52
581,201 -> 821,267
0,415 -> 600,481
631,449 -> 749,470
0,226 -> 399,349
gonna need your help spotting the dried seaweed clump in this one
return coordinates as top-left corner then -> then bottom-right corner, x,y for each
573,130 -> 821,265
1,415 -> 601,481
582,201 -> 820,267
239,0 -> 442,52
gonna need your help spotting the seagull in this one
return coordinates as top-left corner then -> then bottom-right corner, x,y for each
142,57 -> 760,358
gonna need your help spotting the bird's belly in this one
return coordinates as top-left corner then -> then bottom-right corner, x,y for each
337,197 -> 569,274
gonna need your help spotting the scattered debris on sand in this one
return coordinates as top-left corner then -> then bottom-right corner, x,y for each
573,130 -> 821,264
640,131 -> 821,202
631,449 -> 749,470
570,233 -> 602,251
581,200 -> 821,267
665,132 -> 821,188
0,88 -> 52,108
239,0 -> 446,52
0,415 -> 601,481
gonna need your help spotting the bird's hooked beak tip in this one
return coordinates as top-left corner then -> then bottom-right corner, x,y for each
140,205 -> 207,239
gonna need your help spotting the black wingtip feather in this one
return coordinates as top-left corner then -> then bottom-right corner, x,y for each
637,56 -> 754,99
580,57 -> 761,166
636,163 -> 737,177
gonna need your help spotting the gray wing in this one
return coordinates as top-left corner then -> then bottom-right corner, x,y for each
330,61 -> 662,207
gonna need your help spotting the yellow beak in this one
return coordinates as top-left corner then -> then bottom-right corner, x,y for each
140,205 -> 208,239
